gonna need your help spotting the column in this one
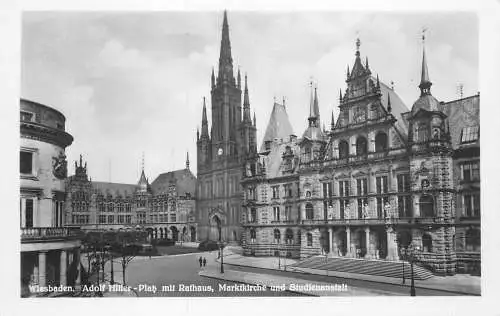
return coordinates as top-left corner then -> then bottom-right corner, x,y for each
346,227 -> 352,257
328,228 -> 333,255
386,226 -> 398,261
60,249 -> 67,286
364,227 -> 371,259
38,251 -> 47,287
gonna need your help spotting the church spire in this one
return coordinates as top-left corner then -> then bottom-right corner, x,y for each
201,97 -> 209,137
419,28 -> 432,96
217,10 -> 234,85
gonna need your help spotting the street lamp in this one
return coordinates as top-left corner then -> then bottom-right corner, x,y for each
219,241 -> 224,274
405,244 -> 421,296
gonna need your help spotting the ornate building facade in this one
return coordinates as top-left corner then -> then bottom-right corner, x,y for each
65,155 -> 198,242
196,11 -> 258,243
241,38 -> 480,275
20,99 -> 82,296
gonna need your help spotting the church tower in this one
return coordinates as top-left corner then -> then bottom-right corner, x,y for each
407,32 -> 456,275
196,11 -> 256,243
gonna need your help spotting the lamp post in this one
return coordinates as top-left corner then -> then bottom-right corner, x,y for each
400,247 -> 407,285
219,241 -> 224,274
406,244 -> 420,297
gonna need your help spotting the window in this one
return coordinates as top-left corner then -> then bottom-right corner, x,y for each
398,196 -> 412,218
397,174 -> 410,192
375,132 -> 388,152
274,229 -> 281,244
465,229 -> 480,252
420,195 -> 435,217
463,194 -> 480,217
323,182 -> 333,198
462,161 -> 480,181
107,203 -> 114,212
305,203 -> 314,220
285,229 -> 294,244
339,181 -> 350,197
376,196 -> 389,218
125,215 -> 132,224
357,179 -> 368,196
339,200 -> 349,219
107,215 -> 114,224
248,187 -> 256,200
357,198 -> 368,218
118,215 -> 125,223
338,140 -> 349,159
415,122 -> 428,142
307,233 -> 313,247
24,199 -> 34,228
285,183 -> 293,197
98,203 -> 105,213
250,208 -> 257,223
422,234 -> 433,252
170,213 -> 177,222
20,111 -> 34,122
273,207 -> 280,221
376,176 -> 388,194
356,137 -> 368,156
250,229 -> 256,243
20,151 -> 33,174
99,215 -> 106,224
285,206 -> 292,221
461,126 -> 479,143
272,186 -> 280,199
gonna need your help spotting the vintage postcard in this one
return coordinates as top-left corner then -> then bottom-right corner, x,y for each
19,9 -> 482,301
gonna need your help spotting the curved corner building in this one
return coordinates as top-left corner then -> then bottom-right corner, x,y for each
20,98 -> 82,296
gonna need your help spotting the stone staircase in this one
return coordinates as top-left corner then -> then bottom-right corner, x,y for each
290,256 -> 434,280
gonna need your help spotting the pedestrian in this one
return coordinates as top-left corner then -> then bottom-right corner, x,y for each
199,256 -> 203,268
203,257 -> 207,267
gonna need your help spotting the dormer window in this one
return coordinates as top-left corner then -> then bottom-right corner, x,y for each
461,126 -> 479,143
20,111 -> 34,122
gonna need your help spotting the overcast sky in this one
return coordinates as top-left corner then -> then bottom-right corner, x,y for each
21,11 -> 478,184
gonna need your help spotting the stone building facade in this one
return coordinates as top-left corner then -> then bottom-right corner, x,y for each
65,155 -> 198,242
20,99 -> 82,297
241,38 -> 480,276
196,11 -> 258,243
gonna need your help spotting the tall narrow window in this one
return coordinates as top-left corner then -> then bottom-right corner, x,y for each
307,233 -> 313,247
376,176 -> 388,194
273,207 -> 280,221
20,151 -> 33,175
375,132 -> 388,152
338,140 -> 349,159
305,203 -> 314,220
357,178 -> 368,196
397,174 -> 410,192
25,199 -> 34,228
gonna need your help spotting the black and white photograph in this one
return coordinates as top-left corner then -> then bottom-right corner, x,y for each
5,0 -> 500,313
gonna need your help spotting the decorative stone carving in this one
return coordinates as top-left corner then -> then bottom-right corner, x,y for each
52,152 -> 67,179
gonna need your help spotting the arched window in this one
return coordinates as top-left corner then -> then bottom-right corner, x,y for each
465,229 -> 481,252
304,146 -> 311,162
306,203 -> 314,220
285,228 -> 294,244
420,195 -> 435,217
307,233 -> 313,247
339,140 -> 349,159
422,234 -> 433,252
375,132 -> 388,152
274,229 -> 281,244
356,136 -> 368,156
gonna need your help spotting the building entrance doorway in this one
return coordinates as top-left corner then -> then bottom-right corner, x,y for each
210,215 -> 222,241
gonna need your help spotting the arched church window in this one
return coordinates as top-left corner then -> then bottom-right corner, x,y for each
375,132 -> 388,152
339,140 -> 349,159
356,136 -> 368,156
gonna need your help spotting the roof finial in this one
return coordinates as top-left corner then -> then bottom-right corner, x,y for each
79,154 -> 83,167
186,151 -> 190,170
355,36 -> 361,57
141,152 -> 145,172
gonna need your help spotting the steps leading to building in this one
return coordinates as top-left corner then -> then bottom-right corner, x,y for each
290,256 -> 434,280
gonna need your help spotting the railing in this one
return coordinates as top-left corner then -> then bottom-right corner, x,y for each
21,227 -> 83,241
270,220 -> 298,225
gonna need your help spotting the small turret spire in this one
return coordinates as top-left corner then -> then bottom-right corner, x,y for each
387,92 -> 392,113
186,151 -> 190,170
331,110 -> 335,130
211,67 -> 215,88
419,27 -> 432,96
347,65 -> 350,78
376,74 -> 380,90
79,154 -> 83,167
237,67 -> 241,89
339,88 -> 343,102
253,112 -> 256,126
243,73 -> 251,122
201,97 -> 209,137
365,56 -> 369,69
355,37 -> 361,57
